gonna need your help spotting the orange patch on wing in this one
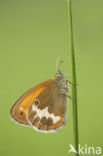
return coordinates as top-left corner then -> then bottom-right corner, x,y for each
16,79 -> 55,110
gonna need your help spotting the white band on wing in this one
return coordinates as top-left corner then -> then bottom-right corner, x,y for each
32,105 -> 60,124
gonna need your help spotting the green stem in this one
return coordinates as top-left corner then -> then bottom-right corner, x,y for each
67,0 -> 79,155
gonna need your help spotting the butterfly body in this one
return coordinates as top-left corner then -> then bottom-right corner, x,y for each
10,71 -> 69,132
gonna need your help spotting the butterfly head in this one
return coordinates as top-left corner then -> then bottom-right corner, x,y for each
56,70 -> 65,79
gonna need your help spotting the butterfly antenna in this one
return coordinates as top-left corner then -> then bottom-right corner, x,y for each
56,57 -> 64,72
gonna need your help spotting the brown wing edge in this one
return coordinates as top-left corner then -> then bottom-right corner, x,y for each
9,86 -> 35,126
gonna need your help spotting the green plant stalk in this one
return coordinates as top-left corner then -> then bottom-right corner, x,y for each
67,0 -> 79,155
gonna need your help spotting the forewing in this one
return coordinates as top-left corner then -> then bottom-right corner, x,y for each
10,79 -> 54,126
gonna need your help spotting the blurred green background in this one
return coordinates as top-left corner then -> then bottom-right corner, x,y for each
0,0 -> 103,156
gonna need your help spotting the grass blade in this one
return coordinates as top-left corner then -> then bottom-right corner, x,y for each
67,0 -> 79,155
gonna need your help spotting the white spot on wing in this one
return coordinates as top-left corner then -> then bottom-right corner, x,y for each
32,105 -> 60,124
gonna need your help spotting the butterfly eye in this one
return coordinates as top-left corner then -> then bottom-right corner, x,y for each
20,112 -> 23,116
34,99 -> 40,105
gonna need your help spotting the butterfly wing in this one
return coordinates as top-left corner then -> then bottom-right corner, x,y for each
10,79 -> 54,126
27,79 -> 68,132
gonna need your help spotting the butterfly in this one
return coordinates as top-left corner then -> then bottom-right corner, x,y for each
10,70 -> 70,132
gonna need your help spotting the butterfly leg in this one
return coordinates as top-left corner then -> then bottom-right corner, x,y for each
66,95 -> 72,100
66,80 -> 78,86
